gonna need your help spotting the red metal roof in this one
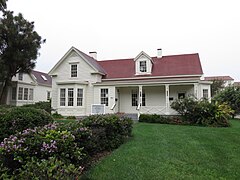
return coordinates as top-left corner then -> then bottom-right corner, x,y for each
98,53 -> 203,79
204,76 -> 234,81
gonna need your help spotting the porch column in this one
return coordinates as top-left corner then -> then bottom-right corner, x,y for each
194,83 -> 199,99
138,85 -> 142,106
165,85 -> 170,113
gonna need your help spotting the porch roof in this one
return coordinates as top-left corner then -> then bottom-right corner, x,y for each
98,53 -> 203,79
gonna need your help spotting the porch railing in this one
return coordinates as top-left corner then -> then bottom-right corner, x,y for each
140,106 -> 178,115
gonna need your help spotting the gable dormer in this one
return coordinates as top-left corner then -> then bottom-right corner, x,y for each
134,51 -> 153,75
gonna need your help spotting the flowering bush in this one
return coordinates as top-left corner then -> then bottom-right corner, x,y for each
16,157 -> 84,179
0,122 -> 87,175
0,107 -> 54,141
0,114 -> 133,178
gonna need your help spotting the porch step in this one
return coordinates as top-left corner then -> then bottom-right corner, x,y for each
122,113 -> 139,121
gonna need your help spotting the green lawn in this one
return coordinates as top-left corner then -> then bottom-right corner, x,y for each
83,120 -> 240,179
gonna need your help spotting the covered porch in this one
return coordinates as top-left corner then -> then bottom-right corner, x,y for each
112,83 -> 201,116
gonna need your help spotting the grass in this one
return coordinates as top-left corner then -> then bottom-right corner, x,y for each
83,119 -> 240,179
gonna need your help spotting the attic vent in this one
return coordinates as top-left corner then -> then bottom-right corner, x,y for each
41,75 -> 47,81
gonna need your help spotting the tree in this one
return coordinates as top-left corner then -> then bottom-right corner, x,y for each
0,10 -> 45,104
0,0 -> 7,11
211,79 -> 225,97
214,86 -> 240,117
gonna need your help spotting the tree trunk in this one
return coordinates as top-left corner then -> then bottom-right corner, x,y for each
0,78 -> 11,105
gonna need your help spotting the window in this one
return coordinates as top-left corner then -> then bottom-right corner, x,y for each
24,88 -> 28,100
18,73 -> 23,81
47,91 -> 51,100
142,91 -> 146,106
132,90 -> 138,106
68,88 -> 74,106
29,89 -> 34,100
203,89 -> 209,98
71,64 -> 78,77
12,87 -> 17,100
101,89 -> 108,106
18,87 -> 23,100
77,89 -> 83,106
41,75 -> 47,81
140,61 -> 147,72
178,93 -> 185,99
60,88 -> 66,106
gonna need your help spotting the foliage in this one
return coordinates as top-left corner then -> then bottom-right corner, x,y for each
0,107 -> 53,141
0,10 -> 45,104
0,123 -> 86,175
0,114 -> 133,178
52,112 -> 64,119
0,0 -> 7,10
66,116 -> 76,120
81,114 -> 133,151
171,97 -> 232,127
214,86 -> 240,117
16,157 -> 84,180
139,114 -> 184,125
211,79 -> 225,97
23,101 -> 52,113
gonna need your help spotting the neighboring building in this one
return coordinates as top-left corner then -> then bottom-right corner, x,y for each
6,70 -> 52,106
234,82 -> 240,87
49,47 -> 211,116
204,76 -> 234,87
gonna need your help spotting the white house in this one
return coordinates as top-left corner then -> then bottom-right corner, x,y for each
49,47 -> 211,117
6,70 -> 52,106
204,76 -> 234,87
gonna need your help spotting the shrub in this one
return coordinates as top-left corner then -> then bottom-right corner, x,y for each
139,114 -> 184,125
52,112 -> 64,119
81,114 -> 133,152
16,157 -> 84,179
66,116 -> 76,120
214,86 -> 240,117
0,123 -> 86,174
171,97 -> 232,127
23,101 -> 52,114
0,107 -> 54,141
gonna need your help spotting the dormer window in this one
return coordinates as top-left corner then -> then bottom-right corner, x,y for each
140,61 -> 147,72
134,51 -> 153,75
18,73 -> 23,81
71,64 -> 78,77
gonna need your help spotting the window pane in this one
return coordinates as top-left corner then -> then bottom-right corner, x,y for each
18,87 -> 23,100
132,90 -> 138,106
140,61 -> 147,72
29,89 -> 34,100
203,89 -> 208,98
71,64 -> 77,77
60,88 -> 66,106
12,87 -> 17,100
47,91 -> 51,100
101,89 -> 108,106
18,73 -> 23,81
24,88 -> 28,100
68,88 -> 74,106
77,88 -> 83,106
142,91 -> 146,106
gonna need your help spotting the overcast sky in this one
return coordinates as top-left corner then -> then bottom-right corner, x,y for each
8,0 -> 240,81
